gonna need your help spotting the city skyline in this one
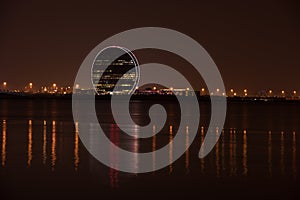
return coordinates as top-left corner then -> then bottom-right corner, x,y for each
1,80 -> 299,98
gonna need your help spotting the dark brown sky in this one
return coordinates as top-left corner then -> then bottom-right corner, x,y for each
0,0 -> 299,94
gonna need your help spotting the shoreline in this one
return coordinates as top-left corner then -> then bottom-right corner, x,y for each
0,92 -> 299,103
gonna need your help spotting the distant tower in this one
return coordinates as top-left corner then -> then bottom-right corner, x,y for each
92,46 -> 140,95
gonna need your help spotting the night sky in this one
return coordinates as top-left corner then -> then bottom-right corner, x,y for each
1,0 -> 299,94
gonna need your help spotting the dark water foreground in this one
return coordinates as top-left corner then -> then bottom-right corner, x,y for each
0,99 -> 299,200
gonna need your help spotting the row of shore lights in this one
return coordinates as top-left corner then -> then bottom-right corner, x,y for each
200,88 -> 297,97
1,82 -> 298,96
150,86 -> 296,97
1,82 -> 73,92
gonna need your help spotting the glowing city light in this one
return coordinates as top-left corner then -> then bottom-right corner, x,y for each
0,81 -> 299,100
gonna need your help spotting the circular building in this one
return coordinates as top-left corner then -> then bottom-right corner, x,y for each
92,46 -> 140,95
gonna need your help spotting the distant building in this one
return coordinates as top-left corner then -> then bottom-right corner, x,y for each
92,46 -> 139,95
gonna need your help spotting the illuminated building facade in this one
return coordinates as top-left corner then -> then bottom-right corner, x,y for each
92,46 -> 139,95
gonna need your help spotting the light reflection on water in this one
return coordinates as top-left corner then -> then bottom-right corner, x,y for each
292,131 -> 297,178
51,120 -> 56,171
43,120 -> 47,165
215,128 -> 220,177
0,119 -> 298,188
268,131 -> 272,177
1,119 -> 6,166
200,126 -> 205,174
152,125 -> 156,172
169,125 -> 173,174
243,130 -> 248,176
74,122 -> 79,171
27,120 -> 32,167
185,125 -> 189,173
281,131 -> 285,176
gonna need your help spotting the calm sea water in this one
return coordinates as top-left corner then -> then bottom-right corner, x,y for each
0,99 -> 299,199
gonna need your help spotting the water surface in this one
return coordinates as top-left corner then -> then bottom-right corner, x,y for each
0,99 -> 299,199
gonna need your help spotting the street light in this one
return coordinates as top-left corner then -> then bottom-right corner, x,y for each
186,87 -> 190,96
293,90 -> 297,99
281,90 -> 285,97
244,89 -> 247,97
29,82 -> 33,89
229,89 -> 234,97
3,82 -> 7,90
201,88 -> 205,95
